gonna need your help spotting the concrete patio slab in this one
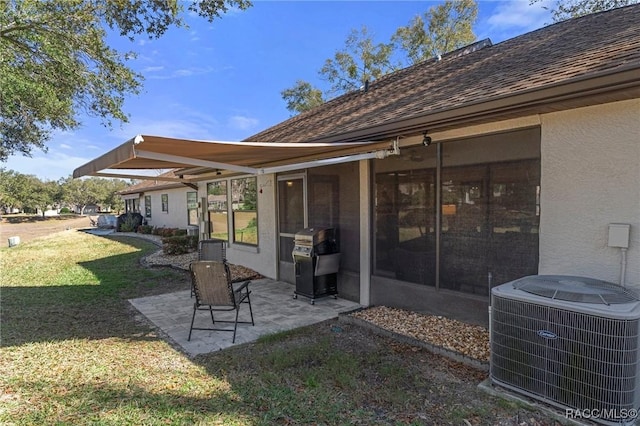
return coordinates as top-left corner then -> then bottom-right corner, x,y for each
129,278 -> 361,356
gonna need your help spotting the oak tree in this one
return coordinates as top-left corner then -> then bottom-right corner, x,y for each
281,0 -> 478,114
0,0 -> 251,161
392,0 -> 477,66
281,80 -> 325,115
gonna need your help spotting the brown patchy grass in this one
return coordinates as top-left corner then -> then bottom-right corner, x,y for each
1,230 -> 557,425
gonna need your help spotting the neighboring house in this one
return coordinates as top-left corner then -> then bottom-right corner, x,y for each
119,170 -> 200,231
76,6 -> 640,317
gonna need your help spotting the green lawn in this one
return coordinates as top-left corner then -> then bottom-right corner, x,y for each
1,230 -> 535,425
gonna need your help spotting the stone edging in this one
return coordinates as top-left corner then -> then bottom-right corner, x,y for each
339,310 -> 489,372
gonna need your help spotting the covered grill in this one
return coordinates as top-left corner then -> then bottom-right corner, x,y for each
292,227 -> 340,304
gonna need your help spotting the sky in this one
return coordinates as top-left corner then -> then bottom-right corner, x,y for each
4,0 -> 553,181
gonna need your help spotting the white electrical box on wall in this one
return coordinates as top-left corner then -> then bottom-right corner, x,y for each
608,223 -> 631,248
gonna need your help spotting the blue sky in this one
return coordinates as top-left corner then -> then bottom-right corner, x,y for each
4,0 -> 553,181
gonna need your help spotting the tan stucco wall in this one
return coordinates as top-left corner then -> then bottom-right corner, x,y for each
539,99 -> 640,289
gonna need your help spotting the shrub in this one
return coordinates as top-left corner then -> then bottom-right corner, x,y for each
162,235 -> 198,255
117,213 -> 144,232
138,225 -> 154,234
59,207 -> 72,214
152,227 -> 178,237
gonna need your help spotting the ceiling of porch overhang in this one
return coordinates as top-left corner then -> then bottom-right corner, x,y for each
73,135 -> 396,181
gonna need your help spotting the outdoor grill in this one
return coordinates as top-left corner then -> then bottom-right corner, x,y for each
292,227 -> 340,304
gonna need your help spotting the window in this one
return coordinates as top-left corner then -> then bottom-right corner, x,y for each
231,177 -> 258,245
125,198 -> 139,213
161,194 -> 168,213
207,181 -> 228,240
187,192 -> 198,226
144,196 -> 151,218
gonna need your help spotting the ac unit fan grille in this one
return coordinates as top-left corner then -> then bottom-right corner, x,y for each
491,296 -> 640,415
513,277 -> 640,305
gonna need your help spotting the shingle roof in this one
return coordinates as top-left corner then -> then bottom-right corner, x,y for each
246,5 -> 640,144
119,169 -> 186,194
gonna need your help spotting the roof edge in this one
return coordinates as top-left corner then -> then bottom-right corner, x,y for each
306,65 -> 640,143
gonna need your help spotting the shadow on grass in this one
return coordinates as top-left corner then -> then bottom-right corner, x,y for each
1,237 -> 189,347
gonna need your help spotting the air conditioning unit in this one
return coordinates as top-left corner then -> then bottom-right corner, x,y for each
490,275 -> 640,425
187,226 -> 199,237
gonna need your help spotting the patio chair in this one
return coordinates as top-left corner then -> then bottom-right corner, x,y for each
188,260 -> 255,343
191,239 -> 227,297
198,238 -> 226,262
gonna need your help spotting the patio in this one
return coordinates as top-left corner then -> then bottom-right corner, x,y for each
129,278 -> 361,356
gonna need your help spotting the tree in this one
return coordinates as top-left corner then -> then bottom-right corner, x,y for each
0,0 -> 251,162
102,179 -> 129,213
0,169 -> 52,213
281,80 -> 325,115
281,0 -> 478,114
392,0 -> 478,66
530,0 -> 638,21
319,26 -> 395,96
61,176 -> 114,215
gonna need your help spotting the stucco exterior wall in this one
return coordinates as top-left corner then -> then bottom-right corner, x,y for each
223,174 -> 278,280
539,99 -> 640,289
144,187 -> 192,229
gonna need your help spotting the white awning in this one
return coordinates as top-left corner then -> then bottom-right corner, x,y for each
73,135 -> 397,181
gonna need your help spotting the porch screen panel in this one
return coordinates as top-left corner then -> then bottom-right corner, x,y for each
278,178 -> 304,263
372,127 -> 540,296
440,129 -> 540,295
374,146 -> 437,285
309,162 -> 360,272
440,165 -> 490,293
488,160 -> 540,286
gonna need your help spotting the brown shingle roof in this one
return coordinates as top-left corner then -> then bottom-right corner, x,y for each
246,5 -> 640,144
119,170 -> 186,194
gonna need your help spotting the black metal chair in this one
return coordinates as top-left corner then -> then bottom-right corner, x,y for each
188,260 -> 254,343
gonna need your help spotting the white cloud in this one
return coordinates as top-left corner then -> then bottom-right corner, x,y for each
59,143 -> 72,149
147,66 -> 216,80
4,150 -> 95,181
142,65 -> 165,73
480,1 -> 553,41
228,115 -> 259,131
111,107 -> 221,141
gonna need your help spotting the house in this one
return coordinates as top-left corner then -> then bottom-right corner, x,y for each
75,5 -> 640,320
119,170 -> 200,231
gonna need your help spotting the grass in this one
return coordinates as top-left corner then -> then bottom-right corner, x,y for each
1,230 -> 542,425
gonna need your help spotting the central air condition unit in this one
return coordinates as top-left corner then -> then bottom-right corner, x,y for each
490,275 -> 640,426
